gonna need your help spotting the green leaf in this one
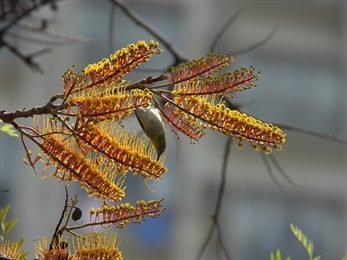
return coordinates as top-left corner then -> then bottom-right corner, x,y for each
0,120 -> 19,137
1,222 -> 5,234
290,223 -> 320,260
4,217 -> 17,235
17,237 -> 25,248
270,251 -> 275,260
270,249 -> 291,260
0,205 -> 10,224
18,251 -> 29,260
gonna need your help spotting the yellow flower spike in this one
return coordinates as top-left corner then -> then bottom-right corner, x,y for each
34,236 -> 72,260
74,233 -> 123,260
165,94 -> 285,153
62,40 -> 162,103
170,51 -> 234,84
68,88 -> 152,122
75,121 -> 167,181
89,199 -> 166,228
39,121 -> 127,202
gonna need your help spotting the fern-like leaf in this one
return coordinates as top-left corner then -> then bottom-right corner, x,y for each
290,223 -> 320,260
270,249 -> 291,260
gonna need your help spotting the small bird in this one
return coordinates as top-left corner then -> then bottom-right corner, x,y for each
135,105 -> 166,160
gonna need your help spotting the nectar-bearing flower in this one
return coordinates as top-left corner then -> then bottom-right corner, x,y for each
135,106 -> 166,160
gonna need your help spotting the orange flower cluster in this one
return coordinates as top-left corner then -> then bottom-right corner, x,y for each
36,41 -> 167,203
161,52 -> 285,153
35,233 -> 123,260
35,236 -> 71,260
40,131 -> 126,202
62,40 -> 162,98
172,66 -> 258,96
69,88 -> 153,121
77,121 -> 167,180
169,52 -> 234,84
90,199 -> 165,228
24,39 -> 286,258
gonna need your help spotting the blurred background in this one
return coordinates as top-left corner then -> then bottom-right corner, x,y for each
0,0 -> 345,259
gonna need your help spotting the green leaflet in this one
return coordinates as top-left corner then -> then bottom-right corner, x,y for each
0,120 -> 19,137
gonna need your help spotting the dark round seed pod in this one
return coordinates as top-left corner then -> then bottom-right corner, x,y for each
72,207 -> 82,221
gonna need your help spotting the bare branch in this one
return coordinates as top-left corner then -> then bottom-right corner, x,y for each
210,6 -> 247,52
260,152 -> 285,192
1,38 -> 45,72
50,186 -> 68,250
233,25 -> 278,56
195,136 -> 233,260
109,0 -> 190,64
275,122 -> 347,145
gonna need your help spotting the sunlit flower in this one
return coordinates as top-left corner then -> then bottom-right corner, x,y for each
74,233 -> 122,260
0,240 -> 28,260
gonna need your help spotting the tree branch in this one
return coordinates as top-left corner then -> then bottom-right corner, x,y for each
109,0 -> 190,64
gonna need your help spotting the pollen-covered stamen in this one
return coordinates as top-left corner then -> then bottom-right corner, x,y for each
74,233 -> 123,260
34,236 -> 69,260
61,40 -> 161,104
162,102 -> 206,143
172,67 -> 259,96
77,121 -> 167,180
68,88 -> 152,122
83,40 -> 162,89
169,52 -> 234,84
90,199 -> 166,229
40,133 -> 126,202
62,65 -> 85,98
172,95 -> 285,153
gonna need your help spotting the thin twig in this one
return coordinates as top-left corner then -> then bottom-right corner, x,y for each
216,222 -> 232,260
268,154 -> 302,186
195,136 -> 233,260
260,152 -> 285,193
210,6 -> 247,52
109,0 -> 189,64
0,0 -> 55,34
275,122 -> 347,145
1,38 -> 44,73
233,25 -> 279,56
50,186 -> 68,250
195,222 -> 215,260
